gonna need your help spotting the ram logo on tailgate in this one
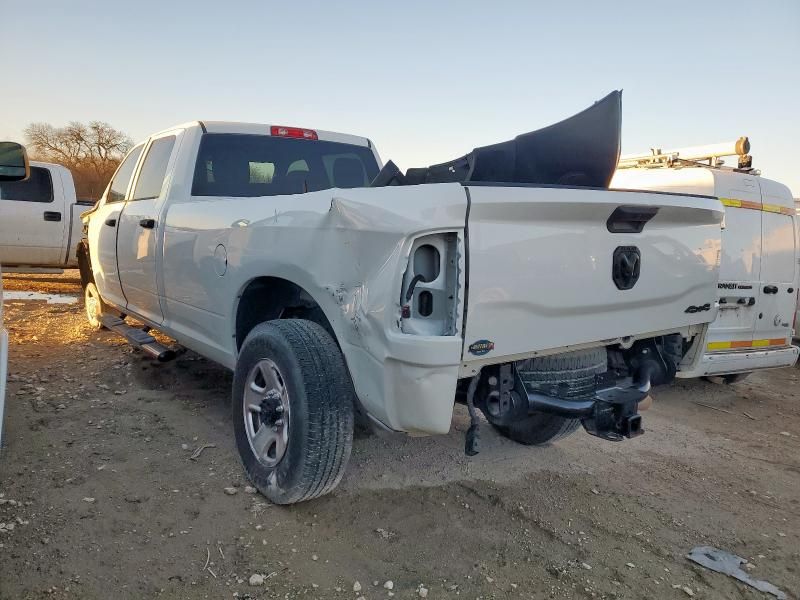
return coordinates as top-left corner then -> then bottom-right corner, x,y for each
612,246 -> 641,290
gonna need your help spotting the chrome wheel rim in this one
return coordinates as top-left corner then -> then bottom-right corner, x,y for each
85,286 -> 100,327
244,358 -> 290,467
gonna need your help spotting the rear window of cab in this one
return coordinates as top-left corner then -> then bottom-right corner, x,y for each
191,133 -> 379,197
0,166 -> 54,203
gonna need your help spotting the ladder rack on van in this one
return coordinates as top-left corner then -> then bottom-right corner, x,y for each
617,137 -> 756,173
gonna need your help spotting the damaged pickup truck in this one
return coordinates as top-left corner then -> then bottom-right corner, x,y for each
79,91 -> 724,503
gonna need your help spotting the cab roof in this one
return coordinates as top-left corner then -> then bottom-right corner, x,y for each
151,121 -> 372,149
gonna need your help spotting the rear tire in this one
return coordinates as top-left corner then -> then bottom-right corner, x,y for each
704,372 -> 751,385
232,319 -> 354,504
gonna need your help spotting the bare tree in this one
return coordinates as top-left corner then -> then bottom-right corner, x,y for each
24,121 -> 133,200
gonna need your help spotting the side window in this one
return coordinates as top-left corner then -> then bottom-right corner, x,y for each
107,145 -> 144,203
0,166 -> 54,203
132,136 -> 176,200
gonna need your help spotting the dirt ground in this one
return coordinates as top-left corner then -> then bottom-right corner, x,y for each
0,273 -> 798,600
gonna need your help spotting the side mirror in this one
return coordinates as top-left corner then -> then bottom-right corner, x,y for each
0,142 -> 30,182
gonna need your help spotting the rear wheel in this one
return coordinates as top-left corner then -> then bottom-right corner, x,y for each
493,348 -> 607,445
232,319 -> 354,504
493,413 -> 582,445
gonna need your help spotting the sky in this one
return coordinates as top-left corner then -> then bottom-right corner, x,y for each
2,0 -> 799,195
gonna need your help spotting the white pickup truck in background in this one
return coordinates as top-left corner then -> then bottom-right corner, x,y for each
0,160 -> 92,272
78,92 -> 726,503
613,138 -> 799,382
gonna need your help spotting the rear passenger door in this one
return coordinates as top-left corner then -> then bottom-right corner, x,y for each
0,165 -> 66,266
117,132 -> 180,325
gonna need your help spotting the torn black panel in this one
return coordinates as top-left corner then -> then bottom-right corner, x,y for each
372,90 -> 622,189
370,160 -> 407,187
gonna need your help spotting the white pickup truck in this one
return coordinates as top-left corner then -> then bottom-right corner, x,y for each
79,93 -> 725,503
0,160 -> 91,272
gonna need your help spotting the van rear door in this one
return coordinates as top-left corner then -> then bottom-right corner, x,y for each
708,175 -> 762,352
753,178 -> 796,348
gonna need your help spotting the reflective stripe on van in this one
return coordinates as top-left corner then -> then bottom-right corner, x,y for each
720,197 -> 794,215
707,337 -> 790,351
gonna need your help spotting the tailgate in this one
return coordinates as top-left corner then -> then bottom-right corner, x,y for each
462,185 -> 723,362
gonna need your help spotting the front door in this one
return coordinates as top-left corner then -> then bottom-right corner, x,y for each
87,145 -> 144,309
116,133 -> 179,325
0,165 -> 66,266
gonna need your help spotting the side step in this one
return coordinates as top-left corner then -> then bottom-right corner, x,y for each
100,315 -> 176,362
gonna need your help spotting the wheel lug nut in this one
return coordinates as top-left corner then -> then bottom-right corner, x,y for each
274,405 -> 284,414
274,419 -> 284,427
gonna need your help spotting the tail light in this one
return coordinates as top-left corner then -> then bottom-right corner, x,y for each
270,125 -> 318,140
399,233 -> 463,336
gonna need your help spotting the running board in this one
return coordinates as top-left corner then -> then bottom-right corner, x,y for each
99,315 -> 176,362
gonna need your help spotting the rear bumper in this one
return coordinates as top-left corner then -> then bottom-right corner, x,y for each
0,328 -> 8,446
343,335 -> 463,436
677,346 -> 799,378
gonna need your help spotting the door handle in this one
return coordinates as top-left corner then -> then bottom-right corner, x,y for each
43,211 -> 62,222
105,217 -> 117,227
139,218 -> 156,229
763,285 -> 778,294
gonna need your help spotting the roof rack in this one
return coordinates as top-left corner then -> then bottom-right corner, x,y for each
617,136 -> 757,173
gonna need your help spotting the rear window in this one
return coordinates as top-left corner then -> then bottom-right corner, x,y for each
0,166 -> 54,203
191,134 -> 379,197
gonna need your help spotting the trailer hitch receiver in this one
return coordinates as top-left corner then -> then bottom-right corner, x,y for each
521,373 -> 647,441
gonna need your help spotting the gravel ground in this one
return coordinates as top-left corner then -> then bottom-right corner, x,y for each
1,272 -> 798,600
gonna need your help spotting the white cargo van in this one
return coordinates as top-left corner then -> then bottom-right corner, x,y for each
795,199 -> 800,336
613,139 -> 798,382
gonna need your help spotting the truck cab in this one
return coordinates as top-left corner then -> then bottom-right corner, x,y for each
613,140 -> 799,381
0,161 -> 90,272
